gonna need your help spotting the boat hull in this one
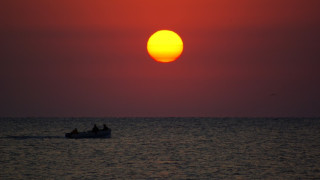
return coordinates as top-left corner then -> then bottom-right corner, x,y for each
65,129 -> 111,139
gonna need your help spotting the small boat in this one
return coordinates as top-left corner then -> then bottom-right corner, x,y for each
65,129 -> 111,139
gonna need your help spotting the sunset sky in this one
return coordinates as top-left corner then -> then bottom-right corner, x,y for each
1,0 -> 319,117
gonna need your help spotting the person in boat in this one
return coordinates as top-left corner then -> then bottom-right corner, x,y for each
71,128 -> 78,135
92,124 -> 99,134
102,124 -> 109,131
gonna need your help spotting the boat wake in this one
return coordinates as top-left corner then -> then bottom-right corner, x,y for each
4,135 -> 64,140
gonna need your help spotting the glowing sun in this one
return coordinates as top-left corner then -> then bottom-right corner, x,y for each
147,30 -> 183,63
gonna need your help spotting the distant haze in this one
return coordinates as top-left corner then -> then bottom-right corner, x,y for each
1,0 -> 320,117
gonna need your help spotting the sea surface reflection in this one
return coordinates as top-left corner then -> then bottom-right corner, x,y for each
1,117 -> 320,179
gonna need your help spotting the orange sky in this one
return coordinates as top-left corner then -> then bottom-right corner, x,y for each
0,0 -> 320,117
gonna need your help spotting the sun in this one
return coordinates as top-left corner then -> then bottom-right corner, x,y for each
147,30 -> 183,63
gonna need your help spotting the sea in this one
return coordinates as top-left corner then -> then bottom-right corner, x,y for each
1,117 -> 320,179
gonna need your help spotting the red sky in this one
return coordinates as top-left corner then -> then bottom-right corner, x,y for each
1,0 -> 320,117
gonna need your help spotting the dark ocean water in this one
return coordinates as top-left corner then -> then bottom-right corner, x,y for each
1,117 -> 320,179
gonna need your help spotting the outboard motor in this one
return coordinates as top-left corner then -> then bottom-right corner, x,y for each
65,133 -> 71,138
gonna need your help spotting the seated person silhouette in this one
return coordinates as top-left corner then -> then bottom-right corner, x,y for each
92,124 -> 99,134
71,128 -> 78,135
102,124 -> 109,131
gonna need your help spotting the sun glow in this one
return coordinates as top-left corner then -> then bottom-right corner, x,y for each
147,30 -> 183,63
